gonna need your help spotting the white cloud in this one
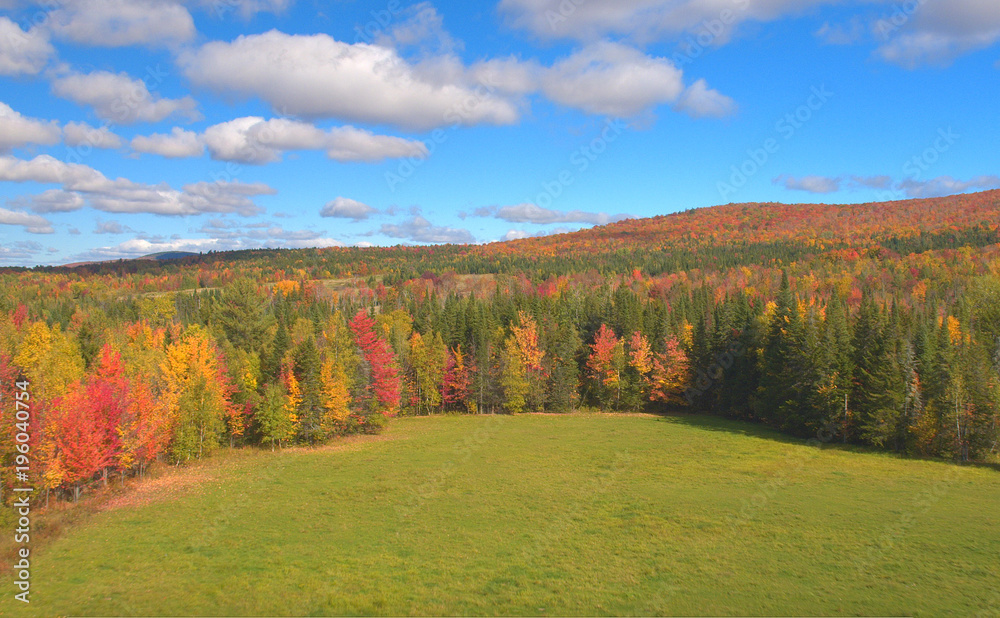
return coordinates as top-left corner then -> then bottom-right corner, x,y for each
0,17 -> 55,75
326,125 -> 429,162
73,230 -> 341,262
502,229 -> 530,241
773,174 -> 842,193
0,154 -> 111,190
63,121 -> 123,149
201,116 -> 281,164
0,241 -> 46,264
541,41 -> 685,117
898,175 -> 1000,198
0,154 -> 276,216
874,0 -> 1000,67
47,0 -> 196,48
0,206 -> 54,234
321,197 -> 378,220
11,188 -> 87,213
499,0 -> 829,43
375,2 -> 460,55
482,202 -> 628,225
94,220 -> 131,234
674,78 -> 737,118
501,227 -> 573,241
849,175 -> 893,190
380,215 -> 474,244
0,102 -> 61,151
193,219 -> 343,249
815,18 -> 865,46
51,70 -> 200,124
131,127 -> 204,158
201,116 -> 427,164
501,0 -> 1000,67
196,0 -> 292,19
772,173 -> 1000,198
179,30 -> 520,130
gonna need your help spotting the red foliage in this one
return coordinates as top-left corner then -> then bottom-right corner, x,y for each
442,346 -> 474,409
349,310 -> 402,414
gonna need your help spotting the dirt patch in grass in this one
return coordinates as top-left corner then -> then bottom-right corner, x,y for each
98,468 -> 216,513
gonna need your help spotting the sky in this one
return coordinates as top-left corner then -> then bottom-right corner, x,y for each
1,0 -> 999,266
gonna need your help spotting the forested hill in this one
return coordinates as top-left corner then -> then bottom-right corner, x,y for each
503,189 -> 1000,254
0,190 -> 998,503
16,189 -> 1000,284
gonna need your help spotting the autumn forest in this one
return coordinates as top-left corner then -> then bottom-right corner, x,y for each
2,189 -> 1000,504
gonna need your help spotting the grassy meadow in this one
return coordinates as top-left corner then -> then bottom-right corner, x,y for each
5,413 -> 1000,616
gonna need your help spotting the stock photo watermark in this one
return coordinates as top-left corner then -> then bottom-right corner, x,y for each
718,85 -> 834,200
9,376 -> 33,603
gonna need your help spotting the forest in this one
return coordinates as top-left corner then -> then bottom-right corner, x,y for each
2,189 -> 999,503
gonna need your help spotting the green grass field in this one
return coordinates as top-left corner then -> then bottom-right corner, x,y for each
5,413 -> 1000,616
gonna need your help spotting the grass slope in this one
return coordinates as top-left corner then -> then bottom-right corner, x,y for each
6,413 -> 1000,616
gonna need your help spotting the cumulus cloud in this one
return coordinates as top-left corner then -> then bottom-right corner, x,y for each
0,102 -> 61,151
51,70 -> 200,124
180,30 -> 519,130
502,229 -> 530,241
320,197 -> 378,220
63,121 -> 123,149
380,215 -> 474,244
480,203 -> 629,225
200,116 -> 427,164
541,41 -> 685,117
0,17 -> 55,75
47,0 -> 196,48
773,174 -> 842,194
469,41 -> 734,119
0,154 -> 276,216
0,206 -> 54,234
11,189 -> 87,213
131,127 -> 204,158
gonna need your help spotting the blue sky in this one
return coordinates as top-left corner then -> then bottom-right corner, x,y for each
1,0 -> 998,266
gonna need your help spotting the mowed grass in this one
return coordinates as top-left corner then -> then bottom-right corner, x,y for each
6,413 -> 1000,616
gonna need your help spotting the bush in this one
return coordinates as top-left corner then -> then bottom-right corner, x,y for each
361,413 -> 388,434
342,413 -> 389,435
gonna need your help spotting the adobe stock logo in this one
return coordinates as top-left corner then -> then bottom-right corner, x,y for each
717,85 -> 833,200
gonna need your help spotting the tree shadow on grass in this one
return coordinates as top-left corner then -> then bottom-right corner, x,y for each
648,410 -> 1000,473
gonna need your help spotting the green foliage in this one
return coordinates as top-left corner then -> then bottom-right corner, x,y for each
171,374 -> 225,462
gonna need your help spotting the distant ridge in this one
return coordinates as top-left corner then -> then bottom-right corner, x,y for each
48,189 -> 1000,269
140,251 -> 199,261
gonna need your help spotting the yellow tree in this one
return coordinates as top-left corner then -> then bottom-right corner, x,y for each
502,312 -> 545,413
15,321 -> 84,399
161,326 -> 232,461
409,331 -> 447,414
281,359 -> 302,442
319,356 -> 352,436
